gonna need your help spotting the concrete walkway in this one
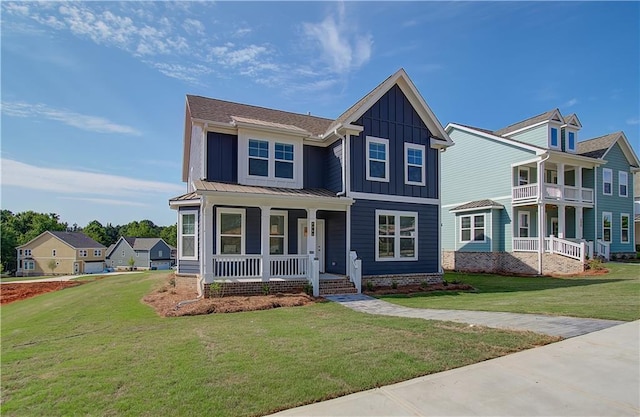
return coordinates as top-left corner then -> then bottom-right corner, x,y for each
325,294 -> 623,338
272,320 -> 640,416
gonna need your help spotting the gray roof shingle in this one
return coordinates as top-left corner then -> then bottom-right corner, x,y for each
49,231 -> 105,249
494,109 -> 561,137
186,95 -> 334,138
577,132 -> 621,159
450,199 -> 505,212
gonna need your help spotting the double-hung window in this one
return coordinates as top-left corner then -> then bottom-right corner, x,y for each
602,212 -> 612,242
248,139 -> 269,177
52,249 -> 57,257
274,143 -> 294,179
603,168 -> 612,195
619,171 -> 628,197
25,260 -> 35,270
621,214 -> 630,243
567,131 -> 576,151
180,211 -> 197,259
218,208 -> 245,255
366,136 -> 389,182
79,250 -> 87,257
460,214 -> 486,242
405,143 -> 425,186
269,212 -> 287,255
550,127 -> 559,148
375,210 -> 417,261
518,212 -> 530,238
94,249 -> 102,257
24,249 -> 32,257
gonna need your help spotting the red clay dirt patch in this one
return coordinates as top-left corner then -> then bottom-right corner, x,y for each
143,277 -> 318,317
1,281 -> 84,305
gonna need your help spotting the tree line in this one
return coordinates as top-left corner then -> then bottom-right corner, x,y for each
1,210 -> 177,273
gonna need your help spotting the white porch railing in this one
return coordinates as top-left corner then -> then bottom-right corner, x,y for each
581,188 -> 594,203
270,255 -> 308,278
213,255 -> 262,278
513,237 -> 539,252
513,237 -> 586,262
512,184 -> 538,201
348,251 -> 362,294
213,254 -> 313,279
543,184 -> 563,200
547,236 -> 585,262
595,240 -> 610,261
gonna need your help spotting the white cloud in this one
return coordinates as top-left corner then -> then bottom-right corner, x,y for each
627,117 -> 639,125
563,98 -> 578,107
1,101 -> 142,136
183,18 -> 205,36
302,5 -> 373,74
1,159 -> 184,197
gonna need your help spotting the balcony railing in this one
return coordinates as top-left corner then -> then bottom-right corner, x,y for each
212,254 -> 313,279
512,183 -> 594,204
513,236 -> 586,262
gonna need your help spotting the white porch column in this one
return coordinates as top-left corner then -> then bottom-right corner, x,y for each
261,206 -> 271,282
558,204 -> 565,239
576,167 -> 583,201
202,199 -> 214,283
558,162 -> 565,199
537,158 -> 545,274
576,206 -> 583,239
306,208 -> 317,257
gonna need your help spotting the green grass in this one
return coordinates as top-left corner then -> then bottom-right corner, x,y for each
1,272 -> 555,417
379,263 -> 640,321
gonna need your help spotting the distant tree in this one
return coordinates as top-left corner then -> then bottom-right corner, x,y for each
47,259 -> 58,275
120,220 -> 159,238
160,224 -> 177,247
104,223 -> 120,246
83,220 -> 109,246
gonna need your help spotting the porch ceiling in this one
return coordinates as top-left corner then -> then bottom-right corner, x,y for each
193,180 -> 353,210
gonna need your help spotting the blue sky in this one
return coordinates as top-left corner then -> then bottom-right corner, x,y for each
1,1 -> 638,227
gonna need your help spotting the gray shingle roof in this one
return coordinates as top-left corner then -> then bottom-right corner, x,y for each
50,231 -> 105,249
450,199 -> 505,212
186,95 -> 333,138
577,132 -> 621,159
494,108 -> 561,136
130,238 -> 165,251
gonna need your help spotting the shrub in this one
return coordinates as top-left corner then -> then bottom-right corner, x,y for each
587,258 -> 605,271
420,280 -> 429,288
303,282 -> 313,296
209,281 -> 225,298
262,284 -> 270,296
365,281 -> 375,291
391,280 -> 398,289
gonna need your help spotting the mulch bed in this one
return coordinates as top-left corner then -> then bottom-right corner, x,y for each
1,282 -> 84,305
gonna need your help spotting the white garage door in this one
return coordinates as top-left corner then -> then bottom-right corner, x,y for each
84,262 -> 104,274
151,261 -> 171,270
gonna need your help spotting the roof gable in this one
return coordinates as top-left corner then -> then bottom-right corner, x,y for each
327,68 -> 452,148
562,113 -> 582,129
495,108 -> 563,137
578,131 -> 639,167
48,231 -> 105,249
445,123 -> 544,153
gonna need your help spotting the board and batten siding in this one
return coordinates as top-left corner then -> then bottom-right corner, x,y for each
206,132 -> 238,183
350,199 -> 439,276
594,142 -> 636,253
507,124 -> 548,148
349,85 -> 438,199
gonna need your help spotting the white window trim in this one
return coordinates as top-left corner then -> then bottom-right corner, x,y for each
602,211 -> 612,243
217,207 -> 246,255
518,167 -> 530,186
620,213 -> 630,243
179,210 -> 198,261
52,249 -> 57,257
273,142 -> 295,180
459,213 -> 486,243
618,171 -> 628,197
25,260 -> 35,270
79,250 -> 87,257
94,249 -> 102,257
248,139 -> 269,178
404,143 -> 426,186
24,249 -> 32,256
603,168 -> 613,196
549,126 -> 561,150
366,136 -> 390,182
375,210 -> 418,261
518,212 -> 530,238
238,131 -> 303,188
270,210 -> 288,255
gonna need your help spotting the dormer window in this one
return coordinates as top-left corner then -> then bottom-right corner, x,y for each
567,131 -> 576,152
550,127 -> 559,149
248,139 -> 269,177
274,143 -> 294,179
239,134 -> 302,188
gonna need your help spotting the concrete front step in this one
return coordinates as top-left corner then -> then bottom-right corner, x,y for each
319,279 -> 358,296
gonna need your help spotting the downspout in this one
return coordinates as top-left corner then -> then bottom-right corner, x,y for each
176,275 -> 204,308
537,153 -> 551,275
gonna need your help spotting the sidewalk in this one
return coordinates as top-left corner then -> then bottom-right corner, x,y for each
325,294 -> 623,338
272,320 -> 640,416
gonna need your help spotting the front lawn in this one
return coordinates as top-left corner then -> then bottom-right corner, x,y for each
1,272 -> 555,417
378,263 -> 640,321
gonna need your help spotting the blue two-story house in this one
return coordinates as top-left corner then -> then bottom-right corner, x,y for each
170,69 -> 453,296
441,109 -> 638,275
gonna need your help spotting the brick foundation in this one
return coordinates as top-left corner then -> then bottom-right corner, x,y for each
442,251 -> 585,275
204,280 -> 308,297
362,273 -> 443,288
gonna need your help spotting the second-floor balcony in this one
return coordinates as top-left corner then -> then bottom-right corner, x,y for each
512,183 -> 594,204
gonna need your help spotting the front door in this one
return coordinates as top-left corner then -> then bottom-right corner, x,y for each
298,219 -> 325,273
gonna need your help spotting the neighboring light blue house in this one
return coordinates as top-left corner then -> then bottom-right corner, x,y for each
106,237 -> 174,270
441,109 -> 639,275
169,69 -> 453,296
